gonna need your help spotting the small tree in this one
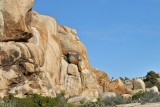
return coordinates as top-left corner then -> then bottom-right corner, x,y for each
144,71 -> 160,91
119,77 -> 125,82
125,77 -> 130,80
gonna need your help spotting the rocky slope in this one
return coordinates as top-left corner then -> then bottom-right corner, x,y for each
0,0 -> 132,103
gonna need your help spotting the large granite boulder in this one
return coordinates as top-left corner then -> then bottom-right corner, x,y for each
92,69 -> 110,91
133,79 -> 145,92
0,0 -> 34,41
107,79 -> 133,95
124,80 -> 133,90
146,86 -> 159,93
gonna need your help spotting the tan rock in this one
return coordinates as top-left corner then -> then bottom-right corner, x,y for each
124,80 -> 133,90
65,75 -> 81,97
146,86 -> 159,93
68,52 -> 80,64
23,62 -> 35,73
61,60 -> 82,97
81,69 -> 99,89
29,82 -> 41,89
68,89 -> 99,103
60,59 -> 68,86
122,94 -> 132,99
67,64 -> 79,76
0,0 -> 34,41
100,92 -> 116,100
31,12 -> 61,89
2,69 -> 17,80
133,79 -> 145,91
107,79 -> 132,95
0,90 -> 8,99
0,7 -> 61,98
0,12 -> 4,37
92,69 -> 110,91
58,26 -> 90,70
133,89 -> 144,95
58,26 -> 79,41
0,75 -> 8,90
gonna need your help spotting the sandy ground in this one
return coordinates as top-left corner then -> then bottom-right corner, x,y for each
115,102 -> 160,107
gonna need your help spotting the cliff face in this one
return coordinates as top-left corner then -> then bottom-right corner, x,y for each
0,0 -> 130,102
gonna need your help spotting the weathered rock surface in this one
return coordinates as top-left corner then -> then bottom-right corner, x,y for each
133,79 -> 145,92
68,89 -> 99,103
92,69 -> 110,91
124,80 -> 133,90
107,79 -> 133,95
68,52 -> 80,65
0,0 -> 34,41
0,0 -> 132,103
146,86 -> 159,93
122,94 -> 132,99
100,92 -> 117,100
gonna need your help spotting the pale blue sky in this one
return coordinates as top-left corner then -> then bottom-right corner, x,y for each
34,0 -> 160,79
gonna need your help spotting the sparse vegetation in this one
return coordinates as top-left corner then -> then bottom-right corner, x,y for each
132,91 -> 160,104
103,95 -> 130,106
1,91 -> 160,107
63,55 -> 69,63
1,94 -> 74,107
119,77 -> 130,82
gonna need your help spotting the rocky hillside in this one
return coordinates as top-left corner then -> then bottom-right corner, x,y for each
0,0 -> 133,103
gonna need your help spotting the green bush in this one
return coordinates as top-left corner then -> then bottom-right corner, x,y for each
2,94 -> 74,107
103,95 -> 130,106
119,77 -> 130,82
63,55 -> 69,63
144,71 -> 160,91
132,91 -> 144,100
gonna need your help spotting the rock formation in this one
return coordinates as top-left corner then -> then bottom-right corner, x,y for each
133,79 -> 145,92
0,0 -> 132,102
146,86 -> 159,93
106,79 -> 133,95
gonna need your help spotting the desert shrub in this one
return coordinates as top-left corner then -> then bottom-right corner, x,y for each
2,94 -> 74,107
78,98 -> 105,107
132,91 -> 160,104
103,95 -> 130,106
119,77 -> 125,82
144,71 -> 160,91
132,91 -> 144,100
145,71 -> 159,80
63,55 -> 69,63
0,100 -> 16,107
119,77 -> 130,82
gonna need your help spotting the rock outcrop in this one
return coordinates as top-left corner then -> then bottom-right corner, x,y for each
0,0 -> 101,101
0,0 -> 131,102
133,79 -> 145,92
106,79 -> 133,95
146,86 -> 159,93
